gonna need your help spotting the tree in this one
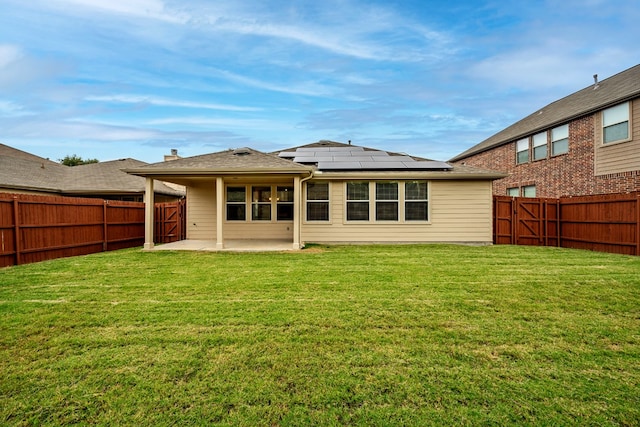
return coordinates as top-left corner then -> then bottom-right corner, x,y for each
59,154 -> 99,166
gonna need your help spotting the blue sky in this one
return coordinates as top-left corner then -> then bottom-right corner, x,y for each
1,0 -> 639,164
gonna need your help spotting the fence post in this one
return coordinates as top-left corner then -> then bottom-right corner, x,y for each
103,200 -> 108,252
636,193 -> 640,256
13,196 -> 21,265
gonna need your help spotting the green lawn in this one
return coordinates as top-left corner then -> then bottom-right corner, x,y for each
1,244 -> 639,426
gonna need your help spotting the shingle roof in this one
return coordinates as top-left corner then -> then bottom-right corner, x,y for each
0,143 -> 182,196
127,147 -> 313,174
450,63 -> 640,162
126,141 -> 504,179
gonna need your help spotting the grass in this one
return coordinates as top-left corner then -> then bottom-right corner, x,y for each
1,244 -> 639,426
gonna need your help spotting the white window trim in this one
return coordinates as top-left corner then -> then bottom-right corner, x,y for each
343,181 -> 431,224
551,124 -> 569,156
303,181 -> 331,223
602,101 -> 631,145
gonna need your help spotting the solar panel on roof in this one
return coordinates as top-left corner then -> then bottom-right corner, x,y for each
285,146 -> 452,171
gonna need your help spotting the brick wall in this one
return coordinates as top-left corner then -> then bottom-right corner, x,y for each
455,114 -> 640,197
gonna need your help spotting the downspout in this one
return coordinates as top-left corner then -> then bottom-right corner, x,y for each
297,171 -> 314,249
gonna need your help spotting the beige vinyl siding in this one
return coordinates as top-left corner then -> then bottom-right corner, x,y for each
301,180 -> 493,243
224,222 -> 293,240
186,181 -> 216,239
595,98 -> 640,175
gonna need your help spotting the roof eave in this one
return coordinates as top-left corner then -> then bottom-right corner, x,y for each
314,170 -> 507,180
124,167 -> 314,177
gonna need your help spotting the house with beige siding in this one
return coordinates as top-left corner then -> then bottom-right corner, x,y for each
450,63 -> 640,198
125,141 -> 505,250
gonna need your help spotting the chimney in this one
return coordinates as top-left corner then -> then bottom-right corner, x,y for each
164,149 -> 181,162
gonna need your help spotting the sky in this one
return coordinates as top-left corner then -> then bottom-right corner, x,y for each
1,0 -> 639,164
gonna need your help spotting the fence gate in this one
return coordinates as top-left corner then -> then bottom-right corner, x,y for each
493,196 -> 559,247
154,199 -> 186,244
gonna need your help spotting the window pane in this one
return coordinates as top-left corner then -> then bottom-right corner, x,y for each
533,132 -> 546,147
347,202 -> 369,220
307,202 -> 329,221
603,102 -> 629,126
347,182 -> 368,200
507,187 -> 520,197
252,203 -> 271,220
523,185 -> 536,198
376,201 -> 398,221
277,186 -> 294,202
252,186 -> 271,202
376,182 -> 398,200
277,204 -> 294,221
516,138 -> 528,151
604,122 -> 629,143
552,138 -> 569,155
405,181 -> 427,200
307,182 -> 328,200
227,187 -> 245,202
405,202 -> 428,221
552,124 -> 568,141
533,144 -> 547,160
517,150 -> 529,164
227,204 -> 246,221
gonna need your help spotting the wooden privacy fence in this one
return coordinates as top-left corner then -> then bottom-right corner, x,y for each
0,193 -> 186,267
494,192 -> 640,255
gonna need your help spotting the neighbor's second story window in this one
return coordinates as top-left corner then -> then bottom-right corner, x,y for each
551,124 -> 569,155
516,138 -> 529,164
532,132 -> 547,160
603,102 -> 630,144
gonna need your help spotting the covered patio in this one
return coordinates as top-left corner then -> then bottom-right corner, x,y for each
151,239 -> 299,252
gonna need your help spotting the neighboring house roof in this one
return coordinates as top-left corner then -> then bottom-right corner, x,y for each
126,147 -> 314,176
0,143 -> 183,197
126,141 -> 505,180
450,63 -> 640,162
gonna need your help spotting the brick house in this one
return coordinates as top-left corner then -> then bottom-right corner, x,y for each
450,64 -> 640,198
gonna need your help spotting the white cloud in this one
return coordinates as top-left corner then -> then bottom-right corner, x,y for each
85,94 -> 262,112
0,44 -> 23,69
56,0 -> 188,23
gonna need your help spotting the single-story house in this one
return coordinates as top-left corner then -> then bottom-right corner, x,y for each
125,141 -> 506,250
0,143 -> 184,201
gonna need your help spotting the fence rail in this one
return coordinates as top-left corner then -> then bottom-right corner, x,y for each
494,192 -> 640,256
1,193 -> 185,267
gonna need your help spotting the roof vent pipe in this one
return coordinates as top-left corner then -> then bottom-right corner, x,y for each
593,74 -> 599,89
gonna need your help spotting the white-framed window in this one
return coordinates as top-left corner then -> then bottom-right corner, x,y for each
405,181 -> 428,221
532,132 -> 547,160
516,138 -> 529,164
251,186 -> 271,221
276,186 -> 294,220
346,181 -> 369,221
345,181 -> 430,223
551,124 -> 569,155
375,182 -> 398,221
522,185 -> 536,198
226,186 -> 246,221
507,187 -> 520,197
227,185 -> 296,222
306,182 -> 329,221
603,102 -> 630,144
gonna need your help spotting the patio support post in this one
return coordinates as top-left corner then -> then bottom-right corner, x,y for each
216,177 -> 224,249
293,176 -> 301,249
143,177 -> 155,250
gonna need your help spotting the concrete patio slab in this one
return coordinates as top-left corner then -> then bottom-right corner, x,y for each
151,239 -> 298,252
